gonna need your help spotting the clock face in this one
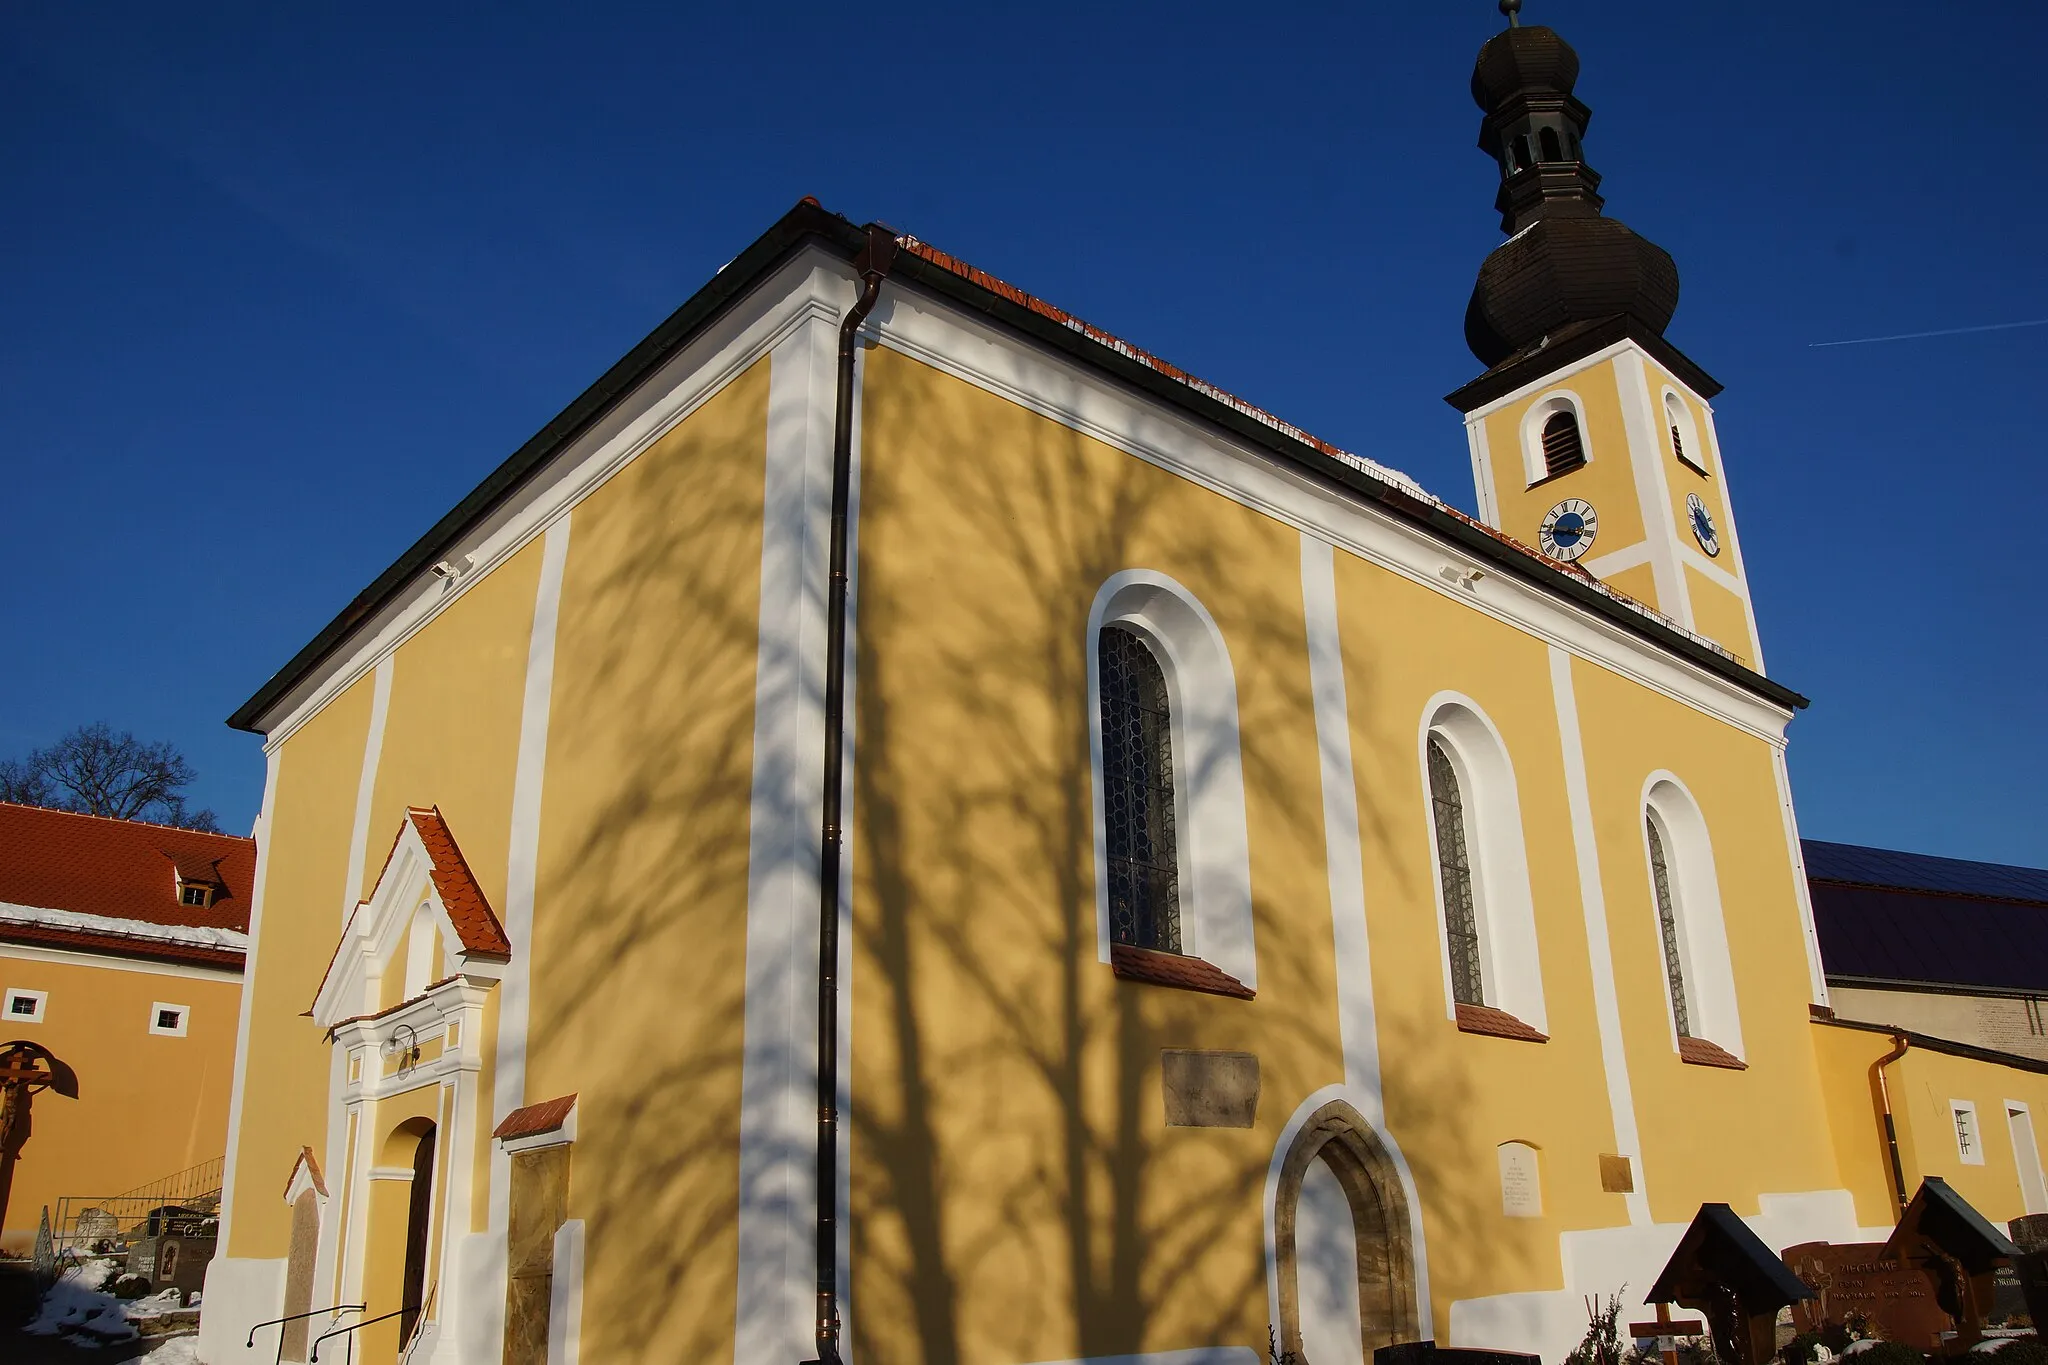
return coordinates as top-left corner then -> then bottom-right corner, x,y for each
1539,498 -> 1598,563
1687,492 -> 1721,557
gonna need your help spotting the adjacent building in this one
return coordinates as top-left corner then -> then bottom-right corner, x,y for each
195,16 -> 2048,1365
0,802 -> 250,1253
1808,840 -> 2048,1062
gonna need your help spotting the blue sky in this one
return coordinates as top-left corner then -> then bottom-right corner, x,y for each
2,2 -> 2041,864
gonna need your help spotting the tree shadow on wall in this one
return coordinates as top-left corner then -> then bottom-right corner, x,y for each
844,352 -> 1506,1365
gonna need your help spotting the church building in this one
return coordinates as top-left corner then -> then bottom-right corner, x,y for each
198,13 -> 2048,1365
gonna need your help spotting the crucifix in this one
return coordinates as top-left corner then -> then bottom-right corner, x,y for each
0,1040 -> 80,1235
1630,1302 -> 1706,1365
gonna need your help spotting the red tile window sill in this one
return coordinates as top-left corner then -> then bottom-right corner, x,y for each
1455,1002 -> 1550,1043
1110,944 -> 1255,1000
1678,1036 -> 1747,1070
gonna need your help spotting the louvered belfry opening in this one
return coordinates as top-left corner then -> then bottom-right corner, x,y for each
1098,625 -> 1182,954
1541,410 -> 1586,478
1670,424 -> 1686,462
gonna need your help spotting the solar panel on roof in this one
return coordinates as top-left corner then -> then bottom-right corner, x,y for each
1803,840 -> 2048,904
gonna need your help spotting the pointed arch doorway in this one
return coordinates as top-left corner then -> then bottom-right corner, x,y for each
1274,1100 -> 1421,1365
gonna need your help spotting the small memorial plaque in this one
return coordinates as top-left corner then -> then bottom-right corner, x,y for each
1498,1142 -> 1542,1218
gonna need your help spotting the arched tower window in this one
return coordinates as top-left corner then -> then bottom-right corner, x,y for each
1513,135 -> 1532,172
1540,410 -> 1585,478
1645,814 -> 1692,1037
1426,738 -> 1483,1007
1664,390 -> 1706,474
1098,625 -> 1181,954
1538,127 -> 1563,163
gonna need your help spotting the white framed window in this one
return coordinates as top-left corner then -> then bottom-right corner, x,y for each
4,987 -> 47,1024
149,1003 -> 190,1038
2007,1102 -> 2048,1213
1641,774 -> 1743,1059
178,881 -> 215,908
1087,570 -> 1255,989
1952,1100 -> 1984,1165
1663,388 -> 1707,475
1519,391 -> 1592,485
1418,697 -> 1546,1032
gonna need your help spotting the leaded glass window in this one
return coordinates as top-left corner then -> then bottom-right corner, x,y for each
1427,737 -> 1484,1006
1098,626 -> 1181,954
1646,815 -> 1692,1037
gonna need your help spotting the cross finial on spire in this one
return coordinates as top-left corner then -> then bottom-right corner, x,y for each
1500,0 -> 1522,27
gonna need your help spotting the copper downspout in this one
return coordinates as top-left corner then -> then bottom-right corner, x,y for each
810,223 -> 897,1365
1874,1031 -> 1911,1218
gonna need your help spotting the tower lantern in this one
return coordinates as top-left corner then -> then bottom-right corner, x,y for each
1446,6 -> 1766,671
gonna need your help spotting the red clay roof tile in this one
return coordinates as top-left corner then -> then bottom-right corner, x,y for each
0,802 -> 255,932
404,807 -> 510,958
1109,944 -> 1254,1000
493,1093 -> 576,1141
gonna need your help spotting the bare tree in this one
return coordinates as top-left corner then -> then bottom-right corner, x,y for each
0,724 -> 222,831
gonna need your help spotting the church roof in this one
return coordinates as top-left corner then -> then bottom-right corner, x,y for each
229,199 -> 1806,734
1805,839 -> 2048,995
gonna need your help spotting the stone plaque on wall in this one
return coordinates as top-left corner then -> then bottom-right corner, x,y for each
1498,1142 -> 1542,1217
1161,1050 -> 1259,1128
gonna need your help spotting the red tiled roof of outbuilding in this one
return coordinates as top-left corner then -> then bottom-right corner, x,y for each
0,802 -> 255,933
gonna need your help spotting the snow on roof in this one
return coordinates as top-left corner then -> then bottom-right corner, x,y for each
0,900 -> 249,955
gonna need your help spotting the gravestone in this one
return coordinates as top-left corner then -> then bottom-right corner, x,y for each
1374,1341 -> 1539,1365
1782,1242 -> 1949,1348
1882,1177 -> 2018,1351
1646,1204 -> 1817,1365
2009,1214 -> 2048,1328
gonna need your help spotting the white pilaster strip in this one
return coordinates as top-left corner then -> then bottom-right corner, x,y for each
344,657 -> 395,914
1295,533 -> 1434,1333
1694,404 -> 1767,671
1547,645 -> 1652,1226
1614,351 -> 1691,632
481,513 -> 574,1355
216,744 -> 282,1244
1770,743 -> 1829,1006
735,309 -> 840,1365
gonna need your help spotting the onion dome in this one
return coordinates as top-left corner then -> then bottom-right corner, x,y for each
1462,3 -> 1681,369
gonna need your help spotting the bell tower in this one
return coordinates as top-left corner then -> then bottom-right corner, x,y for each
1447,0 -> 1764,670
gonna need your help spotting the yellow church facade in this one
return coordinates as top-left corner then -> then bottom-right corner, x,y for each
197,21 -> 2048,1365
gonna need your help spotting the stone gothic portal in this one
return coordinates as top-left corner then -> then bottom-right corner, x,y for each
1276,1101 -> 1420,1365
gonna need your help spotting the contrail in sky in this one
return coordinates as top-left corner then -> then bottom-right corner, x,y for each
1810,317 -> 2048,348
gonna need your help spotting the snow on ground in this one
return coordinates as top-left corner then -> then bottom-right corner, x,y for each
135,1335 -> 201,1363
25,1259 -> 139,1344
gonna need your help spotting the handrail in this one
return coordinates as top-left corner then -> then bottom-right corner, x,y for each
312,1303 -> 417,1363
247,1304 -> 364,1365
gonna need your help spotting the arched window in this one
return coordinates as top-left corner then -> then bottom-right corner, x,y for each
1098,625 -> 1181,954
1513,135 -> 1533,172
1664,390 -> 1706,474
1540,410 -> 1585,478
1088,571 -> 1256,989
1538,127 -> 1563,163
1642,776 -> 1745,1066
1419,699 -> 1547,1035
1645,813 -> 1692,1037
1426,738 -> 1483,1007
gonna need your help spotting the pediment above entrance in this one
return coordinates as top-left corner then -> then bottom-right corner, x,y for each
310,806 -> 510,1030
